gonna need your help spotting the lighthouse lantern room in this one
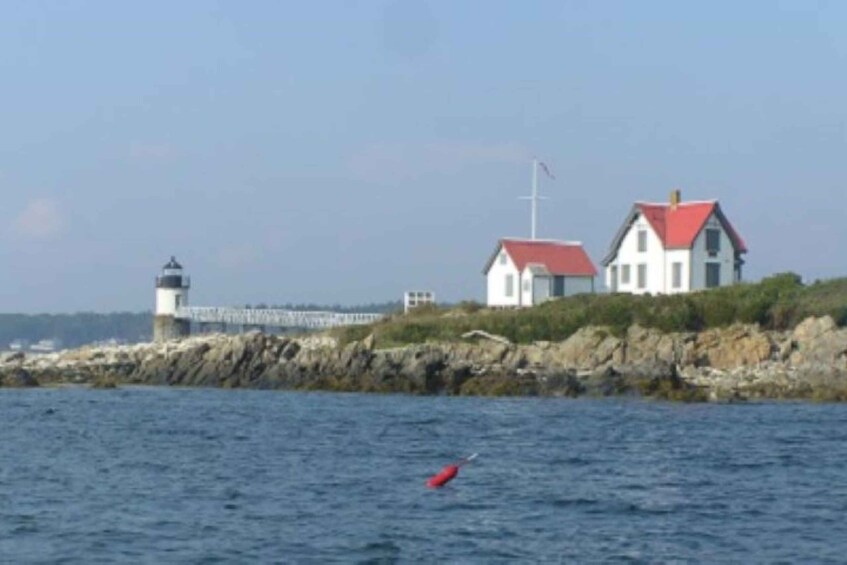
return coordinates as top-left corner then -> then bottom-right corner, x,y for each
154,256 -> 191,341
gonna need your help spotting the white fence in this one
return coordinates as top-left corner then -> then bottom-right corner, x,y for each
175,306 -> 384,329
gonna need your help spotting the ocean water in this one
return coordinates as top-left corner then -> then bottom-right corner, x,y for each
2,388 -> 847,564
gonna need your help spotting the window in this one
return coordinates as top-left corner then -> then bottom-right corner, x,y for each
621,264 -> 631,284
505,274 -> 514,297
499,252 -> 507,265
610,266 -> 618,292
637,230 -> 647,252
706,263 -> 721,288
175,295 -> 181,309
706,229 -> 721,254
672,262 -> 682,289
522,279 -> 530,292
637,264 -> 647,289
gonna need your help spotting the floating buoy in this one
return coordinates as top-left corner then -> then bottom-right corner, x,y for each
426,453 -> 477,488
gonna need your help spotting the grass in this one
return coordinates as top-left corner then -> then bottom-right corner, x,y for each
332,273 -> 847,348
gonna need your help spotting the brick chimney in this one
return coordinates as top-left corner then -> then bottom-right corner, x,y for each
670,189 -> 681,209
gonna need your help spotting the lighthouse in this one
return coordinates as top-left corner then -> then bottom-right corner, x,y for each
153,256 -> 191,342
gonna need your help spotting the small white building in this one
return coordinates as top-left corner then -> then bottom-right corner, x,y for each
404,291 -> 435,313
483,239 -> 597,307
30,339 -> 63,353
601,191 -> 747,294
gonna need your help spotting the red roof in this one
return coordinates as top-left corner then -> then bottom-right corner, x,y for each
637,202 -> 747,252
498,239 -> 597,276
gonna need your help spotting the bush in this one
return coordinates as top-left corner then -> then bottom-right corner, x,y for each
455,301 -> 484,314
330,274 -> 847,347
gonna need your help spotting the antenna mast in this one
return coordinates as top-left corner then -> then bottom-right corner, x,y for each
519,158 -> 548,240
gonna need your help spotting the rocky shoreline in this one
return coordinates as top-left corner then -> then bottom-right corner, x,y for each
2,316 -> 847,401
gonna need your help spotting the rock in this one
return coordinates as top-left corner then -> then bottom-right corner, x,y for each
461,330 -> 511,345
442,363 -> 474,394
3,315 -> 847,402
459,374 -> 539,396
547,327 -> 622,370
694,325 -> 774,369
789,316 -> 847,367
538,370 -> 584,397
793,316 -> 837,342
777,338 -> 795,362
91,374 -> 118,389
2,351 -> 26,363
1,368 -> 39,387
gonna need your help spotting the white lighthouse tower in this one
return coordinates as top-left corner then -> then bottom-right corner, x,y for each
153,256 -> 191,341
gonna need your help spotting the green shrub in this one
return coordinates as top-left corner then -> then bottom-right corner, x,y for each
455,300 -> 484,314
698,294 -> 736,327
830,307 -> 847,327
330,274 -> 847,347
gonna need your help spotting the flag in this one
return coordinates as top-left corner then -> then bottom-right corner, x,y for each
538,161 -> 555,180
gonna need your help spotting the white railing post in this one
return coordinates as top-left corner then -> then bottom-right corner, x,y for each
174,306 -> 382,330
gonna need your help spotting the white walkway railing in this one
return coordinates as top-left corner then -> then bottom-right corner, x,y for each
175,306 -> 384,329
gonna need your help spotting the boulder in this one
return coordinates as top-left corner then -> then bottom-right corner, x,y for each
623,325 -> 681,365
546,327 -> 623,370
694,324 -> 773,369
793,316 -> 837,342
91,374 -> 118,389
1,351 -> 26,363
789,316 -> 847,367
1,368 -> 39,387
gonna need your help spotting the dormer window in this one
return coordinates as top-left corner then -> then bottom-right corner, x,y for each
706,229 -> 721,255
637,230 -> 647,252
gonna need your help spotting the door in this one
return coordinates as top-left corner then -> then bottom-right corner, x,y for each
553,276 -> 566,297
532,276 -> 551,304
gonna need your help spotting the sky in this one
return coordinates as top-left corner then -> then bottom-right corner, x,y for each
1,0 -> 845,313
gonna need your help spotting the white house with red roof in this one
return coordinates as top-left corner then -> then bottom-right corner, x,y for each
601,191 -> 747,294
483,239 -> 598,307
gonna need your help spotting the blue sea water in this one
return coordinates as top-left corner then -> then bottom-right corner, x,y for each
2,388 -> 847,564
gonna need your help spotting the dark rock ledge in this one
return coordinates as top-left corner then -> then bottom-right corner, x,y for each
3,316 -> 847,401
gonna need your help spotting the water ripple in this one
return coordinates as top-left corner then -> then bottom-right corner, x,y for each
1,388 -> 847,562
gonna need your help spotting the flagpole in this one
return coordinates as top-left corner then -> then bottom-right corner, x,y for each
531,158 -> 538,240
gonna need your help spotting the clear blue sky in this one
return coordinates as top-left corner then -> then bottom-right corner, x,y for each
1,1 -> 845,312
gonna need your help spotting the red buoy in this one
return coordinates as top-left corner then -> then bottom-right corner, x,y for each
426,464 -> 459,488
426,453 -> 477,488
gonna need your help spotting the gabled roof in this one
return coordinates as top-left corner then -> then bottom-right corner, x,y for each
484,239 -> 598,276
601,200 -> 747,266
